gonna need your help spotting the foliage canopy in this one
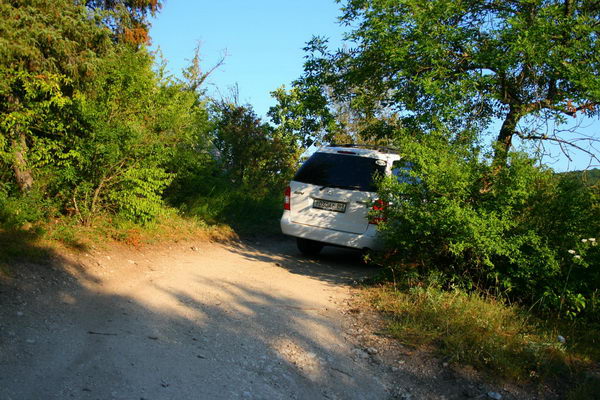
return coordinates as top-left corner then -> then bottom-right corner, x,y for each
290,0 -> 600,164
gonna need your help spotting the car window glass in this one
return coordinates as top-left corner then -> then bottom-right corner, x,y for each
293,152 -> 386,192
392,160 -> 419,184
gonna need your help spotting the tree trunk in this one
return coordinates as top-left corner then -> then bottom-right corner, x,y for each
11,131 -> 34,192
7,94 -> 34,192
481,107 -> 521,193
493,106 -> 520,169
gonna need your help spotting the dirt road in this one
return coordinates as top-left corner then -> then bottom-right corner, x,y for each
1,237 -> 402,400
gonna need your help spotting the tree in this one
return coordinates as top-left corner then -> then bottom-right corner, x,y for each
0,0 -> 112,192
297,0 -> 600,167
296,0 -> 600,318
85,0 -> 162,44
212,102 -> 300,192
62,47 -> 179,224
1,1 -> 210,225
0,0 -> 161,194
268,85 -> 339,148
269,85 -> 398,147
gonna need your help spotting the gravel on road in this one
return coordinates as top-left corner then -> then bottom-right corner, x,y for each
1,237 -> 395,400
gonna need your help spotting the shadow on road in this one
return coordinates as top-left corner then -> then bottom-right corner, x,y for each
0,228 -> 99,288
0,234 -> 491,400
225,234 -> 383,286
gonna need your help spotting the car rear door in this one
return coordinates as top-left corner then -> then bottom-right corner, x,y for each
288,152 -> 386,235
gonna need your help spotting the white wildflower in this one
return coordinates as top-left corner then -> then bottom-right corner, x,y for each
568,249 -> 576,254
582,238 -> 588,243
574,255 -> 582,259
589,238 -> 596,242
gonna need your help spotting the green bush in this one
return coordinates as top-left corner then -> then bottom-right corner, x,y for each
0,184 -> 56,228
109,167 -> 173,224
377,134 -> 600,320
176,180 -> 284,234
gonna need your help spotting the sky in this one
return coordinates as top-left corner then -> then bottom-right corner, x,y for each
149,1 -> 598,172
149,0 -> 344,118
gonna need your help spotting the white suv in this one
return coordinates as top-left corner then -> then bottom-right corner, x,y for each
280,145 -> 401,255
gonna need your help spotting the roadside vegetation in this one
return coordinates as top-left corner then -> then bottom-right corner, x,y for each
367,282 -> 600,396
0,0 -> 296,256
1,0 -> 599,397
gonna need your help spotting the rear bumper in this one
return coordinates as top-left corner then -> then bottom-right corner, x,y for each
280,211 -> 382,250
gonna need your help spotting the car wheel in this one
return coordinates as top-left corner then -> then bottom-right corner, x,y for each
296,238 -> 323,256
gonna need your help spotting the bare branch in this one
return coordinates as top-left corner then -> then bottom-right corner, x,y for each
183,43 -> 228,93
515,131 -> 600,165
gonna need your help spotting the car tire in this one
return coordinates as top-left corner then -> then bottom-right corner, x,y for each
296,238 -> 323,256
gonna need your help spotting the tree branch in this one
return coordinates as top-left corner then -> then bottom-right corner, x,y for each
515,131 -> 600,164
522,99 -> 598,117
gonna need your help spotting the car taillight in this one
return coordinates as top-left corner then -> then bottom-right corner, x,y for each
284,186 -> 291,210
369,199 -> 388,225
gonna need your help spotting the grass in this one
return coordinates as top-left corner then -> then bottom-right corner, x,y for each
177,189 -> 283,235
0,208 -> 238,270
0,188 -> 278,267
365,283 -> 600,396
44,210 -> 237,249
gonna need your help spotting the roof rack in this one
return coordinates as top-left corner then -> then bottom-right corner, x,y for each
329,143 -> 399,154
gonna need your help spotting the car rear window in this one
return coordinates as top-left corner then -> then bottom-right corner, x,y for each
293,152 -> 386,192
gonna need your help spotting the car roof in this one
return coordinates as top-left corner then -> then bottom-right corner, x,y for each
318,144 -> 400,159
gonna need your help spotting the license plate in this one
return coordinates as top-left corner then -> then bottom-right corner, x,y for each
313,199 -> 347,213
